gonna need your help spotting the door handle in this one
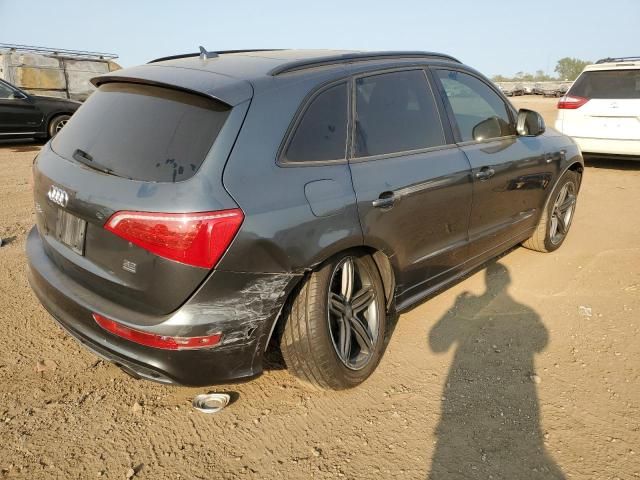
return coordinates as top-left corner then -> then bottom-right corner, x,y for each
372,192 -> 396,209
474,167 -> 495,181
545,150 -> 566,163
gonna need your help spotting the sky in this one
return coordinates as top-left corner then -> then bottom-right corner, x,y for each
1,0 -> 638,77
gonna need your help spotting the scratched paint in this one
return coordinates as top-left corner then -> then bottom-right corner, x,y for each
175,274 -> 296,346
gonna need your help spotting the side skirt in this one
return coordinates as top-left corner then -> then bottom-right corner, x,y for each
395,227 -> 534,313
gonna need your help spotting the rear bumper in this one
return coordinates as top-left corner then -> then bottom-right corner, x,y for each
570,137 -> 640,157
26,227 -> 299,386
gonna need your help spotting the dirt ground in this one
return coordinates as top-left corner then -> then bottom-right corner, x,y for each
1,96 -> 639,479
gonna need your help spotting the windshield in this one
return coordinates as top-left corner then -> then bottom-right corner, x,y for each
52,82 -> 231,182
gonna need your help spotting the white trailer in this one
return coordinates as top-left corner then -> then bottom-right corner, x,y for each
0,43 -> 121,101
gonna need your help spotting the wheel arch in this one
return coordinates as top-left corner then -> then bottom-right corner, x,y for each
363,247 -> 396,311
542,160 -> 584,214
568,161 -> 584,187
46,111 -> 74,137
523,159 -> 583,253
310,244 -> 397,311
263,244 -> 398,354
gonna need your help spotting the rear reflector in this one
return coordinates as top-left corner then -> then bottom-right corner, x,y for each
104,209 -> 243,269
93,313 -> 222,350
558,95 -> 589,109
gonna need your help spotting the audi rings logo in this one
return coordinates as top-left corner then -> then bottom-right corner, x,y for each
47,185 -> 69,208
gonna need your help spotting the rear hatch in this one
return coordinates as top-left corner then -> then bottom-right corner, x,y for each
33,72 -> 251,317
560,68 -> 640,140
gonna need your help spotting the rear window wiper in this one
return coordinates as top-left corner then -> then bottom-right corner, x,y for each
72,149 -> 118,177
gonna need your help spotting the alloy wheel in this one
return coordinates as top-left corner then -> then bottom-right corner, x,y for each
55,119 -> 68,133
327,257 -> 380,370
549,182 -> 576,245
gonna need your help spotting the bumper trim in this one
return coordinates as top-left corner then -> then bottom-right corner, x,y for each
51,309 -> 175,384
26,227 -> 297,386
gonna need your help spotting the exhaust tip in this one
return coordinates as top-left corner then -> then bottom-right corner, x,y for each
192,393 -> 230,414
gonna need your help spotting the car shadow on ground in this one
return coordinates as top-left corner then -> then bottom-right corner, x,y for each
0,138 -> 45,153
584,156 -> 640,171
427,261 -> 565,479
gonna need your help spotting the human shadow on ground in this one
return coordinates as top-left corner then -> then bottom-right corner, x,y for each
428,262 -> 564,479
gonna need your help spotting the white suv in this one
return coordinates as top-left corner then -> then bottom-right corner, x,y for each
555,57 -> 640,158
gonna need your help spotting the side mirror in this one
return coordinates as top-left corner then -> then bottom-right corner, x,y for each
517,109 -> 545,136
10,91 -> 28,100
472,116 -> 503,141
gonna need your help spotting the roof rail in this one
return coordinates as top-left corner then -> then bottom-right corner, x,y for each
595,56 -> 640,64
148,49 -> 282,64
0,43 -> 117,60
269,51 -> 461,76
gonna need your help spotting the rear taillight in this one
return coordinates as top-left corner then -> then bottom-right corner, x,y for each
104,209 -> 243,269
93,313 -> 222,350
558,95 -> 589,109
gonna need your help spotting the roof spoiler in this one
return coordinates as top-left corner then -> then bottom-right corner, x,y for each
90,65 -> 253,106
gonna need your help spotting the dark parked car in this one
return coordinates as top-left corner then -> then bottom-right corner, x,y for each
26,49 -> 584,390
0,78 -> 80,139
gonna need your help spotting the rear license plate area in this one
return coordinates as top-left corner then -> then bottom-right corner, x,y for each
55,210 -> 86,255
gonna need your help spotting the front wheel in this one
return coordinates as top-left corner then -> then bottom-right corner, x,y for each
279,252 -> 387,390
523,170 -> 579,252
48,114 -> 70,138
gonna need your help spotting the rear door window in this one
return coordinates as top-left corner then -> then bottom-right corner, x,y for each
284,82 -> 348,163
0,81 -> 16,99
569,69 -> 640,99
0,81 -> 15,98
435,70 -> 515,142
52,83 -> 230,183
354,70 -> 445,157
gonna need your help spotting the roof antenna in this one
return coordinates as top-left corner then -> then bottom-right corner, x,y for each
199,46 -> 218,60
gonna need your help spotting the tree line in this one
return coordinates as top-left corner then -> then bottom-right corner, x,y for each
492,57 -> 591,83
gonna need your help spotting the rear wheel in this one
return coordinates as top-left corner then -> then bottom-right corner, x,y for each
523,170 -> 579,252
48,114 -> 70,138
279,252 -> 387,390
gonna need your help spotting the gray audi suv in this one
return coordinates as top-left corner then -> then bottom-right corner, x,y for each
27,49 -> 583,390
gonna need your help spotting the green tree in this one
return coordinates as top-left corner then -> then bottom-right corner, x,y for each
554,57 -> 591,81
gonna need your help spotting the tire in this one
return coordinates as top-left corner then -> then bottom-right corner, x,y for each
279,251 -> 387,390
48,114 -> 71,138
523,171 -> 579,253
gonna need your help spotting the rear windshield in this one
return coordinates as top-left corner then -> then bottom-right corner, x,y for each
52,83 -> 230,182
569,69 -> 640,99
